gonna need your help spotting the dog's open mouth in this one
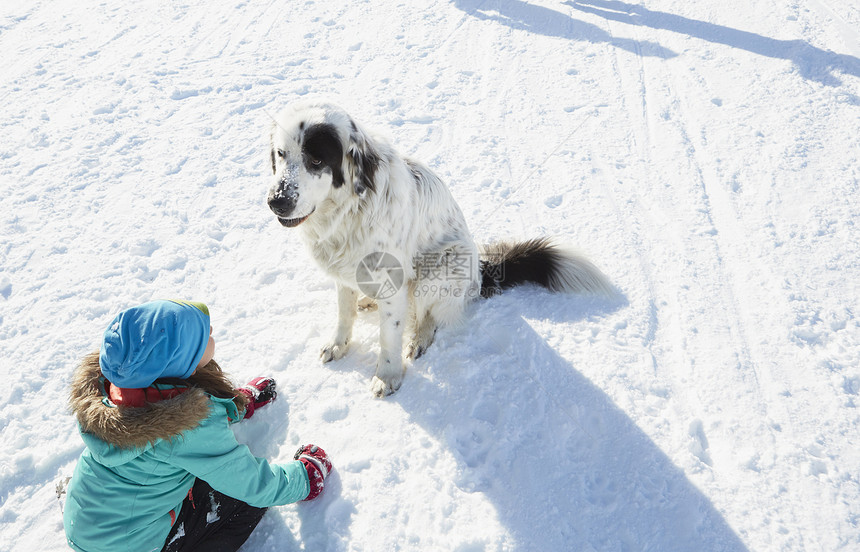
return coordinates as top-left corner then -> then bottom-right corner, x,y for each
277,208 -> 315,227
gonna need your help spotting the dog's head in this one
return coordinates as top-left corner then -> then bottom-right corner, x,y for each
267,102 -> 380,228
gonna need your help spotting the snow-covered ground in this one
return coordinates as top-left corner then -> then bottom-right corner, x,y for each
2,0 -> 859,550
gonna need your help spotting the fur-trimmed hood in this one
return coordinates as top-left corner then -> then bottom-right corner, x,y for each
69,352 -> 217,454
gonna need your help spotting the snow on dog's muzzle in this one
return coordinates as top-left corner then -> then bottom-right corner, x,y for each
268,182 -> 298,218
268,164 -> 300,219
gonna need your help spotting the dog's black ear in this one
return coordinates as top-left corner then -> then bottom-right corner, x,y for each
347,120 -> 379,196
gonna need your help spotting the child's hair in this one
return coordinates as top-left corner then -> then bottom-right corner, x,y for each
157,359 -> 250,412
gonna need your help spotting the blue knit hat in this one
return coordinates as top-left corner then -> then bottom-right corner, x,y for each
99,300 -> 211,388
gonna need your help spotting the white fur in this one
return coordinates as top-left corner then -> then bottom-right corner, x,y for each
267,101 -> 609,397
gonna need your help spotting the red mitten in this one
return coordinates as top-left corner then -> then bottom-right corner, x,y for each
238,377 -> 277,419
294,444 -> 333,500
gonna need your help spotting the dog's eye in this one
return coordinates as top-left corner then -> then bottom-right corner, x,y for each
309,157 -> 322,166
277,149 -> 286,158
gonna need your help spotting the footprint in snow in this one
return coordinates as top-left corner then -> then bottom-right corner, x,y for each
688,419 -> 713,466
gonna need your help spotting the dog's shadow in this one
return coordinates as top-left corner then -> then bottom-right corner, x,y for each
482,282 -> 629,325
387,289 -> 749,551
236,287 -> 746,549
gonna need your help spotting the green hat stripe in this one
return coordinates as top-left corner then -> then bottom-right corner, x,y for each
168,300 -> 209,317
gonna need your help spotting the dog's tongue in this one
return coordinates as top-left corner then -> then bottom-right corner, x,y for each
278,207 -> 315,227
279,213 -> 310,227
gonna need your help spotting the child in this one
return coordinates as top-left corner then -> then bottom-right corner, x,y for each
63,300 -> 332,552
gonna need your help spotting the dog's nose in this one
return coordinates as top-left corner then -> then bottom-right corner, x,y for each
268,196 -> 296,218
268,184 -> 298,217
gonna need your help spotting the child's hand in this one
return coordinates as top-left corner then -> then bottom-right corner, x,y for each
294,444 -> 333,500
238,377 -> 277,419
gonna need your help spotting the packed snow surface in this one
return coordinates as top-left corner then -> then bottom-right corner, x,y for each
1,0 -> 859,550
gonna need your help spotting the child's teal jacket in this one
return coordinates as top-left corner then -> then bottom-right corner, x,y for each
63,355 -> 309,552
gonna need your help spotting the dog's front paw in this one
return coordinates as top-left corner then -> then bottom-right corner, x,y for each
370,374 -> 402,398
321,341 -> 349,363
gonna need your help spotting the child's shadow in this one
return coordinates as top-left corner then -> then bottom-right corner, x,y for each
296,471 -> 355,551
239,507 -> 299,551
232,388 -> 293,460
237,472 -> 353,551
232,388 -> 355,551
232,395 -> 301,550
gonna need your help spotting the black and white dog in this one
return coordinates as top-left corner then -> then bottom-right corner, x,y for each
267,101 -> 612,397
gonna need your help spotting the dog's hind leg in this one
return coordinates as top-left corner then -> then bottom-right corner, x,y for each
321,284 -> 359,363
407,245 -> 476,359
406,311 -> 437,360
371,289 -> 408,397
356,295 -> 378,312
407,283 -> 471,359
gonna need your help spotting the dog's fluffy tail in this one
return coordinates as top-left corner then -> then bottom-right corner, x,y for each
479,238 -> 613,298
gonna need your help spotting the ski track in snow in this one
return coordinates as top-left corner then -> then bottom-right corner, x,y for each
1,0 -> 859,550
